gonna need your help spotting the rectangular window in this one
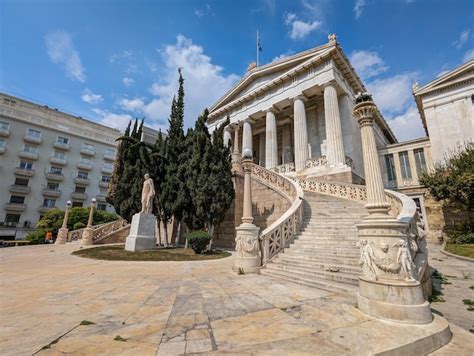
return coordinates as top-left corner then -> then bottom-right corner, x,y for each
50,166 -> 62,175
19,160 -> 33,170
398,151 -> 412,179
26,128 -> 41,137
43,199 -> 56,208
384,154 -> 397,181
23,144 -> 38,153
47,182 -> 59,190
53,151 -> 66,159
97,203 -> 107,211
57,136 -> 69,144
0,139 -> 5,147
77,171 -> 88,179
414,148 -> 427,176
5,214 -> 21,223
10,195 -> 25,204
0,121 -> 10,130
75,186 -> 86,193
83,143 -> 94,150
14,178 -> 29,186
98,188 -> 107,196
101,175 -> 111,182
72,201 -> 83,208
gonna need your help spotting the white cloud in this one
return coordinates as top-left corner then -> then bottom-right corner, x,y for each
122,77 -> 135,86
463,49 -> 474,62
145,58 -> 157,72
350,50 -> 388,79
367,72 -> 418,114
453,29 -> 470,49
45,30 -> 85,82
119,35 -> 238,129
118,97 -> 145,112
436,69 -> 450,78
354,0 -> 366,19
92,108 -> 133,132
386,105 -> 426,141
284,13 -> 321,40
195,3 -> 213,18
110,50 -> 133,64
81,89 -> 103,104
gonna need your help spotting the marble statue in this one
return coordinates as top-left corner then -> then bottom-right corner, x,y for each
141,173 -> 155,214
397,239 -> 416,282
358,239 -> 377,280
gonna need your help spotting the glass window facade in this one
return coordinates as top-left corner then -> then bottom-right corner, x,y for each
384,154 -> 397,181
398,151 -> 412,179
414,148 -> 427,176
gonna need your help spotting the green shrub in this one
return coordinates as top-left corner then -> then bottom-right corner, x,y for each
185,231 -> 211,254
37,207 -> 119,230
26,229 -> 46,245
73,222 -> 86,230
36,209 -> 64,230
446,221 -> 474,244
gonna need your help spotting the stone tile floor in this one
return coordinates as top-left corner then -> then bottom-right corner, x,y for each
0,242 -> 471,355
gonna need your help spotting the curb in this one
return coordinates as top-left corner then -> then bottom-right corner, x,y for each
440,244 -> 474,263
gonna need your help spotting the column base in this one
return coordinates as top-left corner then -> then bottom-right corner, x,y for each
234,223 -> 260,274
81,227 -> 94,246
357,277 -> 433,325
55,227 -> 68,244
125,213 -> 156,251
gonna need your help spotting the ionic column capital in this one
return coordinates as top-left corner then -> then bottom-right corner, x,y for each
292,94 -> 307,103
265,106 -> 277,114
322,80 -> 338,91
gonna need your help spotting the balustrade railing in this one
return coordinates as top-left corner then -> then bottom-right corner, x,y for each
305,155 -> 327,169
273,162 -> 295,174
252,165 -> 304,265
67,219 -> 127,242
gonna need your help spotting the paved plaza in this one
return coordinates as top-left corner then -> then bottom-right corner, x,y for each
0,243 -> 472,355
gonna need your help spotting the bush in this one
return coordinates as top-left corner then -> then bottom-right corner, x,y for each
36,209 -> 64,230
73,222 -> 86,230
26,229 -> 46,245
446,221 -> 474,244
36,207 -> 119,231
185,231 -> 211,254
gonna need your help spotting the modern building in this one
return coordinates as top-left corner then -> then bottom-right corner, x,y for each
0,92 -> 160,240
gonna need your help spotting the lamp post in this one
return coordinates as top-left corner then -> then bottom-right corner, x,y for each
81,198 -> 96,246
55,200 -> 72,244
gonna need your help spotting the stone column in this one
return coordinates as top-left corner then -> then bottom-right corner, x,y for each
258,133 -> 265,166
234,123 -> 260,274
265,109 -> 278,169
55,200 -> 72,244
293,95 -> 309,171
242,120 -> 253,156
323,81 -> 345,167
282,124 -> 293,164
223,127 -> 232,148
231,125 -> 243,174
81,198 -> 96,246
352,95 -> 432,325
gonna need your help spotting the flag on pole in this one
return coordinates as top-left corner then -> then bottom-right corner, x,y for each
257,30 -> 262,66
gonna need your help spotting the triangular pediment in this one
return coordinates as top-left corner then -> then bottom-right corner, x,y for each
414,60 -> 474,96
210,43 -> 334,112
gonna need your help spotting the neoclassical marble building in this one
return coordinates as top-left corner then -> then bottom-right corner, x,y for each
207,34 -> 396,185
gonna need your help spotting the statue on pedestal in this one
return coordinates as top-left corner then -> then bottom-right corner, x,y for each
141,173 -> 155,214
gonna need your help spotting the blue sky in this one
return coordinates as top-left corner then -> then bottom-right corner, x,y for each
1,0 -> 473,141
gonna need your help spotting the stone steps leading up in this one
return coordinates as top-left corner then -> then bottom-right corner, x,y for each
262,192 -> 367,293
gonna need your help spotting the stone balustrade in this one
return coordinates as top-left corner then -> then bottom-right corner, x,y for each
67,219 -> 127,242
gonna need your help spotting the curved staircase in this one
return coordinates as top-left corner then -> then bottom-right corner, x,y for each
261,192 -> 367,293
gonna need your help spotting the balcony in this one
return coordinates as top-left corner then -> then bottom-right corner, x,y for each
53,141 -> 70,151
0,128 -> 10,137
99,181 -> 109,188
9,185 -> 30,194
42,189 -> 61,198
14,168 -> 34,177
0,146 -> 5,154
77,162 -> 93,171
96,195 -> 107,203
80,147 -> 95,157
71,192 -> 87,200
5,203 -> 26,212
19,150 -> 39,160
73,177 -> 90,185
49,156 -> 67,166
103,152 -> 116,161
101,166 -> 113,175
38,206 -> 54,214
46,172 -> 64,182
23,134 -> 42,145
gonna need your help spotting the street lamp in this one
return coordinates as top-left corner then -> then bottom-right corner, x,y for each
55,200 -> 72,244
81,197 -> 96,246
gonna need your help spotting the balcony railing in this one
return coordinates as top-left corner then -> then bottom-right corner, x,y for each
0,128 -> 10,137
99,181 -> 109,188
23,134 -> 42,145
80,147 -> 95,156
0,146 -> 5,154
73,177 -> 90,185
5,203 -> 26,212
103,152 -> 115,161
42,188 -> 61,197
19,150 -> 39,160
14,168 -> 34,177
38,206 -> 54,213
9,185 -> 30,194
101,166 -> 113,174
49,157 -> 67,166
96,195 -> 107,202
71,192 -> 87,200
46,172 -> 64,182
53,141 -> 70,151
77,162 -> 93,171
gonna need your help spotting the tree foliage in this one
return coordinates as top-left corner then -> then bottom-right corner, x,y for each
36,207 -> 118,230
420,143 -> 474,210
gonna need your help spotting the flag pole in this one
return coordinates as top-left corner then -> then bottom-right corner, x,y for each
256,30 -> 259,67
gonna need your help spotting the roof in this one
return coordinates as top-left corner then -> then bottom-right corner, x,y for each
412,59 -> 474,135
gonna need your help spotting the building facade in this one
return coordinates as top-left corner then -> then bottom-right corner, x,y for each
0,93 -> 121,239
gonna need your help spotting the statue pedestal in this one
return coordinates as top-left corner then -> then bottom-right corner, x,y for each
233,223 -> 260,274
55,228 -> 68,244
125,213 -> 156,251
81,227 -> 94,246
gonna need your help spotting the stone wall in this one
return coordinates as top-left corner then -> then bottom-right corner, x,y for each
214,174 -> 291,249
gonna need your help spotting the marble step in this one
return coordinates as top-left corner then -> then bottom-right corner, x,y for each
287,248 -> 359,258
291,241 -> 358,249
298,230 -> 358,236
265,263 -> 360,285
261,268 -> 358,294
273,255 -> 362,274
294,236 -> 359,243
282,251 -> 360,265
